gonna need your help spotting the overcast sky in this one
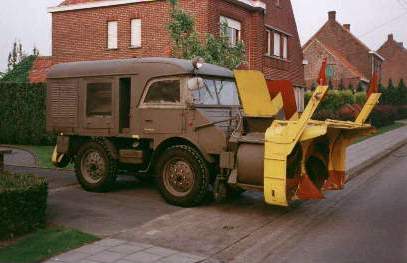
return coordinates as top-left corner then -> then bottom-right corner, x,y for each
0,0 -> 406,72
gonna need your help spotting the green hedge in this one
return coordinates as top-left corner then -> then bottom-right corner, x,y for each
0,82 -> 55,145
0,172 -> 48,240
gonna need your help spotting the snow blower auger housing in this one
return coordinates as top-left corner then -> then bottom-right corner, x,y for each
233,70 -> 381,206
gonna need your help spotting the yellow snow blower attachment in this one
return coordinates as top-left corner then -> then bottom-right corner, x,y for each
234,70 -> 381,206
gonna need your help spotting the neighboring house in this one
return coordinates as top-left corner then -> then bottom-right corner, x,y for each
29,56 -> 54,83
47,0 -> 305,87
377,34 -> 407,85
303,11 -> 384,89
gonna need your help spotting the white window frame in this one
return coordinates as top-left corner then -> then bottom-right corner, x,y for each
107,21 -> 118,49
273,32 -> 281,57
220,16 -> 242,46
140,77 -> 186,109
266,28 -> 289,60
131,19 -> 142,48
282,35 -> 288,59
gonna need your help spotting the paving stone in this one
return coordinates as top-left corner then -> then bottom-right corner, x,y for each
107,243 -> 148,254
114,260 -> 134,263
52,251 -> 89,262
87,251 -> 123,263
159,253 -> 202,263
94,238 -> 127,247
78,260 -> 101,263
75,243 -> 108,254
143,246 -> 178,257
124,251 -> 164,263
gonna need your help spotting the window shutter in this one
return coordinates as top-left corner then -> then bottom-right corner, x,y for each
131,19 -> 142,48
273,32 -> 281,57
107,21 -> 118,49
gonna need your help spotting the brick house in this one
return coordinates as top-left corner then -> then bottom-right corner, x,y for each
40,0 -> 304,87
377,34 -> 407,85
302,11 -> 384,89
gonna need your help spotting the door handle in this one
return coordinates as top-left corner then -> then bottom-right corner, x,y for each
145,119 -> 153,123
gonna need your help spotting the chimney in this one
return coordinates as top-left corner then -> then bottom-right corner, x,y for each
343,24 -> 351,31
388,34 -> 394,41
328,11 -> 336,21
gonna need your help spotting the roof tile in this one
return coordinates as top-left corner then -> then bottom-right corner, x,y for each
29,56 -> 54,84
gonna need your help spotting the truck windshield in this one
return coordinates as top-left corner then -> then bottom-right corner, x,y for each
188,77 -> 240,106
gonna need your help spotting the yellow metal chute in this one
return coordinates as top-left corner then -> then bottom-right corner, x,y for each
234,70 -> 283,117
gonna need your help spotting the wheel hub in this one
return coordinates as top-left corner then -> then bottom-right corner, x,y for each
81,150 -> 106,183
164,159 -> 194,197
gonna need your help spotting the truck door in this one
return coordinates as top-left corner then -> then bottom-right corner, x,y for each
137,78 -> 185,136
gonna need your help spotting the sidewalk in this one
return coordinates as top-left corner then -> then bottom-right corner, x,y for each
0,145 -> 37,167
346,123 -> 407,178
44,238 -> 207,263
43,123 -> 407,263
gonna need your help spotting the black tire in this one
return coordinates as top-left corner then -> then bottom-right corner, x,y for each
74,141 -> 117,192
155,145 -> 210,207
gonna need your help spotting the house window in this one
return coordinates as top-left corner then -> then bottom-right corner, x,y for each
107,21 -> 118,49
220,16 -> 241,46
266,29 -> 289,60
131,19 -> 141,48
86,82 -> 113,117
144,79 -> 181,104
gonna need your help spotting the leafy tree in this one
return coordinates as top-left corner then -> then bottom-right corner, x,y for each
33,46 -> 40,56
2,55 -> 37,83
167,0 -> 245,69
7,40 -> 26,71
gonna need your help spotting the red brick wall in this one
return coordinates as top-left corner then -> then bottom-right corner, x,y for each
304,40 -> 362,88
309,13 -> 373,79
378,35 -> 407,85
52,0 -> 305,85
262,0 -> 304,86
52,0 -> 210,64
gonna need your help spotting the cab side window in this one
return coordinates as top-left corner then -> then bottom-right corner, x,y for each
144,80 -> 180,104
86,82 -> 112,116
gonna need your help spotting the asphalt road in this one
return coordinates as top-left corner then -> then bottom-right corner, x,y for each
117,144 -> 407,263
5,144 -> 407,262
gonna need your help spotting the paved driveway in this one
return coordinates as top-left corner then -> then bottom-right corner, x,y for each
5,166 -> 180,237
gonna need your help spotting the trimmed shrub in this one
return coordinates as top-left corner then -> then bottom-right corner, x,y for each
370,105 -> 397,128
397,105 -> 407,120
354,92 -> 367,105
0,172 -> 48,240
0,82 -> 55,145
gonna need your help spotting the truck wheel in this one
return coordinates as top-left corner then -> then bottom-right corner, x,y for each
155,145 -> 210,207
75,141 -> 117,192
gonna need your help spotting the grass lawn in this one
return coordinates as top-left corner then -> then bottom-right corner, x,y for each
0,227 -> 98,263
22,146 -> 73,169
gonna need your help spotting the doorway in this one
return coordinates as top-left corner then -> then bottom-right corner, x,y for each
119,78 -> 131,133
